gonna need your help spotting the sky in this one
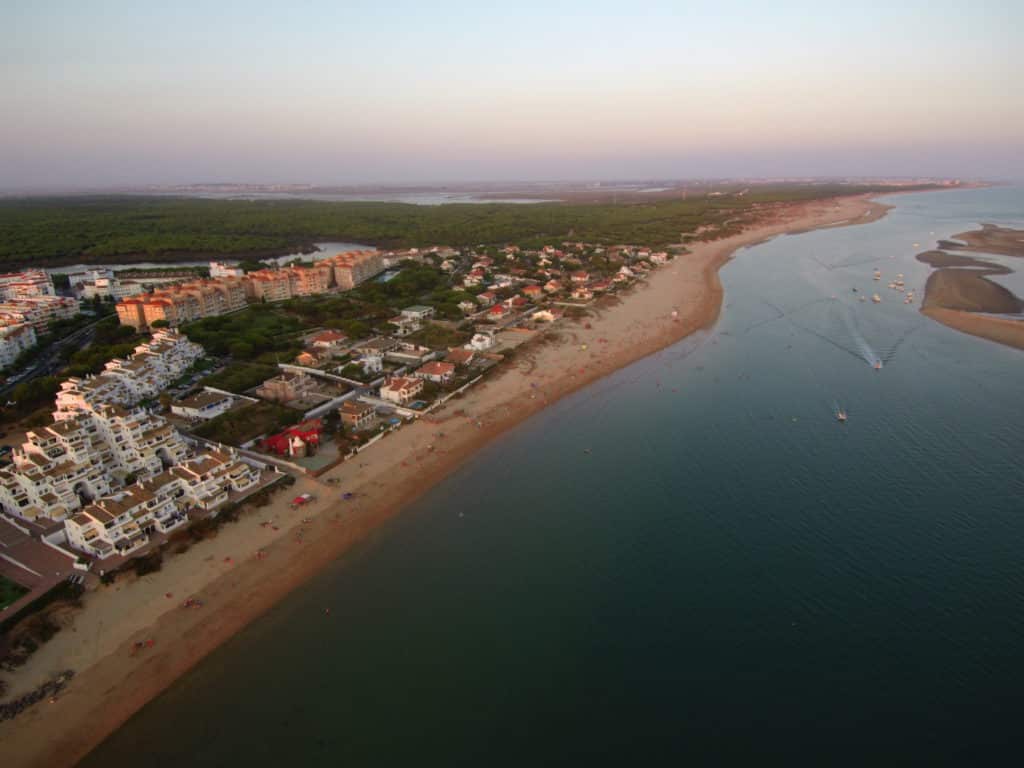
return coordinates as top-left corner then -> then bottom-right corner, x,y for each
1,0 -> 1020,188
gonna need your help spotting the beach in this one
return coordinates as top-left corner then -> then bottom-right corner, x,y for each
0,193 -> 890,768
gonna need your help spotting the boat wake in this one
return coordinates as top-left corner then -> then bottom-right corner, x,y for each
780,299 -> 923,368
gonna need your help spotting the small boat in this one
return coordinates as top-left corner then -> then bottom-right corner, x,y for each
873,270 -> 882,280
873,360 -> 883,370
836,409 -> 848,423
872,294 -> 882,303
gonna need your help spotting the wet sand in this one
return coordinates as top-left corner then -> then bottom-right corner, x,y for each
916,226 -> 1024,350
0,194 -> 893,768
921,308 -> 1024,351
948,224 -> 1024,258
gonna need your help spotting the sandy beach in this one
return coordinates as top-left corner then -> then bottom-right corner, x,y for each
0,194 -> 890,768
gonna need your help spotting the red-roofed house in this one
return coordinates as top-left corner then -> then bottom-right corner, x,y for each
414,361 -> 456,384
445,348 -> 476,367
477,291 -> 497,306
522,285 -> 543,299
379,376 -> 424,405
488,304 -> 508,319
570,270 -> 590,283
310,330 -> 348,350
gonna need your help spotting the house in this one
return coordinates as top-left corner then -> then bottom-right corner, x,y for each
458,300 -> 477,315
522,285 -> 543,299
353,337 -> 400,356
414,361 -> 456,384
591,279 -> 613,293
255,372 -> 319,404
401,305 -> 435,321
379,376 -> 424,405
487,304 -> 508,319
543,280 -> 563,294
295,349 -> 330,367
532,308 -> 565,323
358,354 -> 384,375
476,291 -> 497,306
571,287 -> 594,301
466,332 -> 495,351
650,251 -> 670,265
389,315 -> 422,337
310,329 -> 348,351
445,348 -> 476,367
570,270 -> 590,284
503,296 -> 529,310
339,400 -> 377,432
170,391 -> 234,421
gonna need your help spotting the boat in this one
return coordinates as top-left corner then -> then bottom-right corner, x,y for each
873,360 -> 883,370
873,269 -> 882,280
872,294 -> 881,303
836,409 -> 848,423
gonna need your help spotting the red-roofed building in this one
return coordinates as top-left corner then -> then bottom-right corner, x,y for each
261,419 -> 322,458
488,304 -> 508,318
414,361 -> 456,384
310,329 -> 348,350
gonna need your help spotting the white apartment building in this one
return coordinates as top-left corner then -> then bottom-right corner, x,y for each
64,450 -> 259,559
76,276 -> 145,301
0,328 -> 265,560
0,296 -> 79,332
54,330 -> 203,416
0,323 -> 38,368
0,270 -> 56,299
209,261 -> 245,279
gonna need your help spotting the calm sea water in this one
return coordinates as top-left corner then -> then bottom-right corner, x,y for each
82,187 -> 1024,767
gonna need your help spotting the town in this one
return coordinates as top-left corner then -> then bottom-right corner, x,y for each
0,239 -> 678,673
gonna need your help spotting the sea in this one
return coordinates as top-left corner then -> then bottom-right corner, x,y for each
81,186 -> 1024,766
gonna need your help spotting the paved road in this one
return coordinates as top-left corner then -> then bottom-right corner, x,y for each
0,319 -> 102,399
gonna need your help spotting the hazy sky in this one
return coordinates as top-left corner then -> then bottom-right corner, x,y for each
2,0 -> 1020,187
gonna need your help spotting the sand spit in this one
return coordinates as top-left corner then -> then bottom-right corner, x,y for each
0,194 -> 893,768
916,226 -> 1024,350
948,224 -> 1024,258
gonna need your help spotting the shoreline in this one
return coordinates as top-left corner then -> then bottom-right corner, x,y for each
0,194 -> 892,768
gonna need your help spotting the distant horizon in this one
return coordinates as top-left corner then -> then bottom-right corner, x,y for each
0,176 -> 1005,198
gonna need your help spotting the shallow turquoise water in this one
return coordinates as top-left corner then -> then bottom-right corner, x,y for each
81,187 -> 1024,766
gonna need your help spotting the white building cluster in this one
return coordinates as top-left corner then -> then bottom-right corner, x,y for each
0,329 -> 261,561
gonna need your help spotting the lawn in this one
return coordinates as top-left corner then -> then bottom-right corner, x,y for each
1,574 -> 29,610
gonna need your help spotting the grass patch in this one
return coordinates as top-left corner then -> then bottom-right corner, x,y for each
0,575 -> 29,610
192,400 -> 301,446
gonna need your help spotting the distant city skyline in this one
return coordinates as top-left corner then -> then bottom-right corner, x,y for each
2,1 -> 1020,188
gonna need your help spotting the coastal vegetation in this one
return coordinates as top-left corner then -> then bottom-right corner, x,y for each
0,185 -> 939,267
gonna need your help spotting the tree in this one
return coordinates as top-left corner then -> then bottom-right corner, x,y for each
150,319 -> 170,328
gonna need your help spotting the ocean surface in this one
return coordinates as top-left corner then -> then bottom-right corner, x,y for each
82,187 -> 1024,766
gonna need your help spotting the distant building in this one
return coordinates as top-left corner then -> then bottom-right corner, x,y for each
209,261 -> 245,278
0,270 -> 55,300
324,251 -> 384,290
0,296 -> 79,332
